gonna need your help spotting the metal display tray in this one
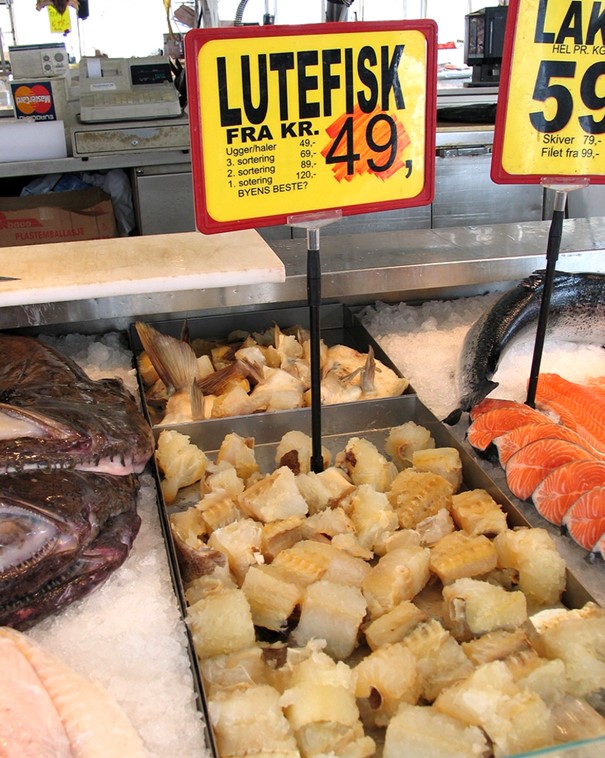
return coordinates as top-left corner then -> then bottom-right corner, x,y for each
155,394 -> 603,758
129,303 -> 410,428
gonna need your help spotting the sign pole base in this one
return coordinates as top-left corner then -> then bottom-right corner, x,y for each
525,178 -> 590,407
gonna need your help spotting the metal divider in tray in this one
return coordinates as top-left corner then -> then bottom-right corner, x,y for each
129,303 -> 413,429
146,391 -> 604,758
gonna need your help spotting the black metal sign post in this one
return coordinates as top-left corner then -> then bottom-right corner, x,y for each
185,21 -> 436,472
525,188 -> 566,407
289,211 -> 341,473
525,180 -> 589,407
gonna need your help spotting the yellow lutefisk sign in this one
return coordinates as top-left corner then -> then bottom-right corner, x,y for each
186,22 -> 437,233
493,0 -> 605,182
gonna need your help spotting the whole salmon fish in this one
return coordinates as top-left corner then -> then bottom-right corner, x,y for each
444,271 -> 605,424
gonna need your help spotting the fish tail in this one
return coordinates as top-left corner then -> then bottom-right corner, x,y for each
442,407 -> 463,426
238,357 -> 264,385
190,381 -> 206,421
135,321 -> 197,392
196,362 -> 244,395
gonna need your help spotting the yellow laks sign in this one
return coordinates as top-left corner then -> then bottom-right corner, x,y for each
493,0 -> 605,183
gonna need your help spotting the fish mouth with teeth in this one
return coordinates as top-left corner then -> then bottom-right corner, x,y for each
0,470 -> 141,630
0,334 -> 154,475
0,332 -> 153,629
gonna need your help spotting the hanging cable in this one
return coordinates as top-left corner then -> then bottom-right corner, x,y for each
325,0 -> 354,22
234,0 -> 249,26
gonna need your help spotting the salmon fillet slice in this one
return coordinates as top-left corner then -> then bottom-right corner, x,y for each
494,422 -> 605,467
586,376 -> 605,402
562,486 -> 605,551
466,404 -> 552,453
469,397 -> 524,421
536,373 -> 605,451
505,437 -> 598,501
532,459 -> 605,526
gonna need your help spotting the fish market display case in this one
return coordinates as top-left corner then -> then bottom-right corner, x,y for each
2,217 -> 605,757
146,393 -> 605,758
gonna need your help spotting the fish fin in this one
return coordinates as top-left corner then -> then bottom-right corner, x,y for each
238,357 -> 265,385
135,321 -> 197,392
273,322 -> 282,349
341,366 -> 363,384
442,407 -> 463,426
360,346 -> 376,394
190,381 -> 206,420
180,319 -> 190,344
196,362 -> 244,395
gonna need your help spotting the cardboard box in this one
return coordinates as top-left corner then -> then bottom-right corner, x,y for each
0,187 -> 117,247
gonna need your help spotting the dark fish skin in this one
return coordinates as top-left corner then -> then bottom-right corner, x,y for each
444,271 -> 605,425
0,469 -> 141,630
0,333 -> 154,475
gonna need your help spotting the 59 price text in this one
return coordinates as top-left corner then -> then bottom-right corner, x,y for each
530,59 -> 605,134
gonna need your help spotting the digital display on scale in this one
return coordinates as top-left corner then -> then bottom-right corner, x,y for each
130,62 -> 172,86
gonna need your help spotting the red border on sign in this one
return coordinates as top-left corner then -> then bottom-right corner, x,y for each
491,0 -> 519,184
491,0 -> 605,186
185,21 -> 437,234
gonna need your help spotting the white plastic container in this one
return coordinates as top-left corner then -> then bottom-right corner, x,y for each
0,118 -> 67,162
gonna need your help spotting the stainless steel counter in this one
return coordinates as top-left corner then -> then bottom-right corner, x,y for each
0,148 -> 191,179
2,216 -> 604,333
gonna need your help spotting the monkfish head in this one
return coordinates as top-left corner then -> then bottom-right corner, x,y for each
0,493 -> 85,612
0,393 -> 154,476
0,471 -> 141,629
0,333 -> 154,475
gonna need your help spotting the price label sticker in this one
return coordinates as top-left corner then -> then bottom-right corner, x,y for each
48,6 -> 71,34
492,0 -> 605,184
186,21 -> 437,233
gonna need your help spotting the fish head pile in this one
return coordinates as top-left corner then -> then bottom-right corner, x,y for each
0,334 -> 154,475
0,332 -> 153,629
0,470 -> 141,630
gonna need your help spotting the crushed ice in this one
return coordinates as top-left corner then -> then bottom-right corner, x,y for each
30,332 -> 210,758
361,292 -> 605,421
